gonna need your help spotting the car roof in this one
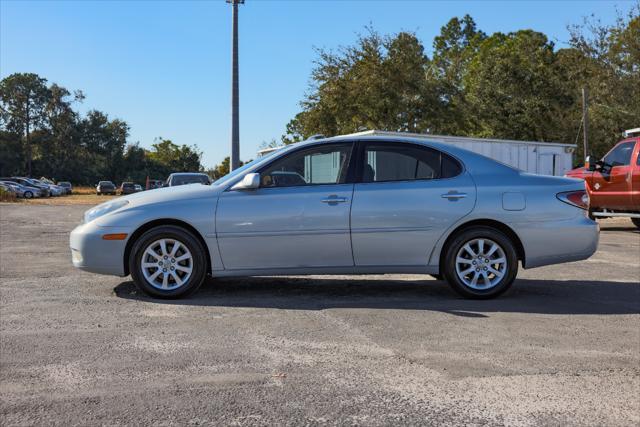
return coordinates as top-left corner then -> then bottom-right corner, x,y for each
170,172 -> 207,176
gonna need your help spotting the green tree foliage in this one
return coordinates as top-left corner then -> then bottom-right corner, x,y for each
285,9 -> 639,162
283,29 -> 443,141
0,73 -> 204,184
0,73 -> 51,176
463,30 -> 573,142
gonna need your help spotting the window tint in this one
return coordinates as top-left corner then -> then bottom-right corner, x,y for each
362,143 -> 461,183
260,143 -> 353,188
603,141 -> 634,167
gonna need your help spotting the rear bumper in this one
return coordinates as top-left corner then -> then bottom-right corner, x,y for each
69,221 -> 129,276
516,215 -> 599,269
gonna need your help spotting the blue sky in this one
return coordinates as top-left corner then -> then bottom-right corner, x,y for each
0,0 -> 634,167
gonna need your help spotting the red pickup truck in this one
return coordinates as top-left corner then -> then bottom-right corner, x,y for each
566,133 -> 640,228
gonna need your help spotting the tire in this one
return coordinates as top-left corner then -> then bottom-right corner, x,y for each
24,191 -> 33,199
129,225 -> 207,298
632,217 -> 640,229
442,226 -> 518,299
429,274 -> 443,281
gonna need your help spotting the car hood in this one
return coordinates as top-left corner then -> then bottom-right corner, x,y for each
565,167 -> 590,179
118,183 -> 221,207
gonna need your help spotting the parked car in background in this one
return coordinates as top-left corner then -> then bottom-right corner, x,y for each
0,180 -> 39,198
57,182 -> 73,194
120,182 -> 138,195
29,178 -> 64,196
165,172 -> 210,187
1,177 -> 50,197
566,132 -> 639,228
38,178 -> 64,196
146,179 -> 164,190
134,184 -> 143,192
96,181 -> 117,195
71,135 -> 598,300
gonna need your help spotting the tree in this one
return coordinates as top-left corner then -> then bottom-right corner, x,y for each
431,15 -> 487,134
148,138 -> 203,173
0,73 -> 51,176
283,29 -> 444,142
463,30 -> 573,142
559,8 -> 640,159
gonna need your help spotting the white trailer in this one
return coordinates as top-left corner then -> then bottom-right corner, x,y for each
258,130 -> 577,176
347,130 -> 577,176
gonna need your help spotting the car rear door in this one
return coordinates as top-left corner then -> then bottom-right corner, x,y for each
350,141 -> 476,267
216,142 -> 355,270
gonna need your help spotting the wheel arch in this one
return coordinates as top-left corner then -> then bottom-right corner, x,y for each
123,218 -> 212,276
438,219 -> 526,269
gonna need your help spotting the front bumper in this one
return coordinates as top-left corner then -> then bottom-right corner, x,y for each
70,221 -> 130,276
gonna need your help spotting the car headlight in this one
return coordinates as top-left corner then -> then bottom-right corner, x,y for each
84,200 -> 129,223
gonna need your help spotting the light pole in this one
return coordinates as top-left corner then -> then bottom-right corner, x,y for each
227,0 -> 244,171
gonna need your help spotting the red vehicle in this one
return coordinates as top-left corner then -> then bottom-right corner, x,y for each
566,131 -> 640,228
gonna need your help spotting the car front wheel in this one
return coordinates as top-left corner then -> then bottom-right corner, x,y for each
24,191 -> 33,199
442,227 -> 518,299
129,225 -> 207,298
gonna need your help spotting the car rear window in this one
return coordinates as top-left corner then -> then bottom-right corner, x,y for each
173,175 -> 209,185
362,143 -> 463,182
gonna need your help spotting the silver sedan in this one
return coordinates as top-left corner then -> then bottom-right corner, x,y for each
70,135 -> 599,299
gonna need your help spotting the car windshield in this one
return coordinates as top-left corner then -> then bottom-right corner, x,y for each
212,149 -> 283,186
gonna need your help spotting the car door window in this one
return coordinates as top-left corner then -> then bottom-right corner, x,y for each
260,143 -> 353,188
362,143 -> 461,183
603,141 -> 634,167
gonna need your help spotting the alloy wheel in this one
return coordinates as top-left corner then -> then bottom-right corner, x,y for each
454,238 -> 507,290
140,238 -> 193,290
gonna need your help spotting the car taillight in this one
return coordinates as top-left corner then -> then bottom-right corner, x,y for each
557,190 -> 589,210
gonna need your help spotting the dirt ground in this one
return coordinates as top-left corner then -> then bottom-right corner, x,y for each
0,203 -> 639,426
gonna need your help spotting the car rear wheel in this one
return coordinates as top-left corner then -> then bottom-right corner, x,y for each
442,227 -> 518,299
129,226 -> 207,298
632,217 -> 640,229
24,191 -> 33,199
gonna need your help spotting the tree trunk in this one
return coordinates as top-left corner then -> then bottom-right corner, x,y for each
25,101 -> 31,177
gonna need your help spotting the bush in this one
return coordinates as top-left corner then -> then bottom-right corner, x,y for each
0,187 -> 18,202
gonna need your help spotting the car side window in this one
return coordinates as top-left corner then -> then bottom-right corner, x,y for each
362,143 -> 461,183
603,141 -> 634,167
260,143 -> 353,188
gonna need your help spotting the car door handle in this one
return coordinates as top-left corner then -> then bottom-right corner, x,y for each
441,191 -> 467,200
321,196 -> 348,203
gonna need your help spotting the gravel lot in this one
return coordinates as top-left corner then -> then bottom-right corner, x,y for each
1,203 -> 639,426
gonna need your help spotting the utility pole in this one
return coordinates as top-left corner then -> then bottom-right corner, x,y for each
582,87 -> 589,162
227,0 -> 244,171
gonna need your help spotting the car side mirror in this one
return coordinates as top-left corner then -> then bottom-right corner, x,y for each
586,156 -> 596,172
231,173 -> 260,191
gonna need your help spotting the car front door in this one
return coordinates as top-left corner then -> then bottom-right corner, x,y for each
216,142 -> 355,270
591,140 -> 635,210
350,141 -> 476,267
632,141 -> 640,207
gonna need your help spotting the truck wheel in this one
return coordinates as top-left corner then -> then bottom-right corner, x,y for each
632,218 -> 640,229
129,225 -> 207,298
442,227 -> 518,299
